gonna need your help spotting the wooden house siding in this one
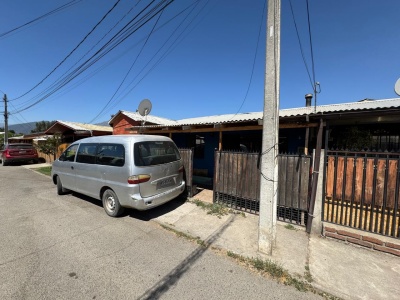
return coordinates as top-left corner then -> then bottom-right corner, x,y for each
112,115 -> 140,135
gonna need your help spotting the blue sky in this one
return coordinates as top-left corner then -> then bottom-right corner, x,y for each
1,0 -> 399,126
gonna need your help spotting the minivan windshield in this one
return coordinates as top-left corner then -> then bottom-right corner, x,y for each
134,141 -> 181,166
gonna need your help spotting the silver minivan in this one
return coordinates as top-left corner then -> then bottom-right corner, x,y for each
51,135 -> 185,217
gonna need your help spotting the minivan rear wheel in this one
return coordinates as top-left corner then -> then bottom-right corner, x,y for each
102,189 -> 125,217
56,176 -> 68,195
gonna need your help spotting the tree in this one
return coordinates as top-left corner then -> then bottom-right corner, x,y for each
0,130 -> 18,146
35,134 -> 61,159
31,120 -> 56,133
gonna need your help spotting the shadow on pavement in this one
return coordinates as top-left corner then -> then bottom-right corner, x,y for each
137,214 -> 236,300
58,191 -> 187,221
128,195 -> 187,221
70,192 -> 103,208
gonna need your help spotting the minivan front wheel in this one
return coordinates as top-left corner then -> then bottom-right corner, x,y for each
102,189 -> 125,217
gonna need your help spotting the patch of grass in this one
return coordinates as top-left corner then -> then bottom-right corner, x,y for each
226,252 -> 315,293
190,199 -> 229,218
304,264 -> 313,282
33,166 -> 52,176
284,224 -> 296,230
165,234 -> 341,299
189,199 -> 246,218
160,224 -> 207,248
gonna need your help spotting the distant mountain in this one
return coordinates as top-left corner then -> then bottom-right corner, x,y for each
8,122 -> 37,135
95,121 -> 109,126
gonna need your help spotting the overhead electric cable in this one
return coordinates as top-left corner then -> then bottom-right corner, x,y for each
288,0 -> 313,90
11,0 -> 175,114
306,0 -> 316,90
13,0 -> 140,109
0,0 -> 82,39
306,0 -> 320,111
97,0 -> 207,119
12,0 -> 178,113
88,8 -> 164,123
33,0 -> 168,98
11,0 -> 121,101
54,0 -> 143,88
227,0 -> 266,121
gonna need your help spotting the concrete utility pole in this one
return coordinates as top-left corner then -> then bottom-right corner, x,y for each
258,0 -> 281,255
3,94 -> 8,145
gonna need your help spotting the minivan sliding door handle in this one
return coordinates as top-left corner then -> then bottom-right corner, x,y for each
71,166 -> 74,170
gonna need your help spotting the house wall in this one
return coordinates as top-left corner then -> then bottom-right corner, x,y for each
222,130 -> 262,152
172,132 -> 218,178
280,128 -> 309,154
112,115 -> 140,135
194,132 -> 218,177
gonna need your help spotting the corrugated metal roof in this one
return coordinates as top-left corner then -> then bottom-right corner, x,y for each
176,112 -> 263,126
149,98 -> 400,127
55,121 -> 113,132
128,98 -> 400,128
280,98 -> 400,117
119,111 -> 178,125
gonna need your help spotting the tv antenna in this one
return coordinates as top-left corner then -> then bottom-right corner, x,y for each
395,78 -> 400,96
137,98 -> 152,126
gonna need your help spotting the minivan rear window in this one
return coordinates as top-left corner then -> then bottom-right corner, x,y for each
134,141 -> 181,166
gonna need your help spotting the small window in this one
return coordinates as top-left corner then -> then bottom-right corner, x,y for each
134,141 -> 180,166
59,144 -> 79,162
194,135 -> 205,159
96,144 -> 125,167
76,143 -> 97,164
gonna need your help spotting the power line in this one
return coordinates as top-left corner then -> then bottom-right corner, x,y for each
92,0 -> 209,122
11,0 -> 122,101
10,0 -> 174,114
306,0 -> 316,89
226,0 -> 266,122
288,0 -> 313,90
0,0 -> 82,39
306,0 -> 320,108
88,7 -> 165,124
11,0 -> 143,110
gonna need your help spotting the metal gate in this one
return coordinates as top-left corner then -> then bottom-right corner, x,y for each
179,148 -> 195,197
213,150 -> 312,226
324,150 -> 400,238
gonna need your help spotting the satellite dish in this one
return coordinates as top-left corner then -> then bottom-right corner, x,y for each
138,99 -> 152,116
395,78 -> 400,96
137,99 -> 152,127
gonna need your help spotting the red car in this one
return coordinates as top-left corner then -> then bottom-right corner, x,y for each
0,143 -> 39,166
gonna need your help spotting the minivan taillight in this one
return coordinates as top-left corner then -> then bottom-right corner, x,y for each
128,174 -> 151,184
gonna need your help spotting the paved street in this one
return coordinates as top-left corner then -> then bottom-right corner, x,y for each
0,166 -> 322,300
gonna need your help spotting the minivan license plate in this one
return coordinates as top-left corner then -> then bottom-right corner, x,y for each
157,178 -> 174,189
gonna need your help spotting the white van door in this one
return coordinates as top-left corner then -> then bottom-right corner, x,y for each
74,143 -> 102,198
56,144 -> 79,190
